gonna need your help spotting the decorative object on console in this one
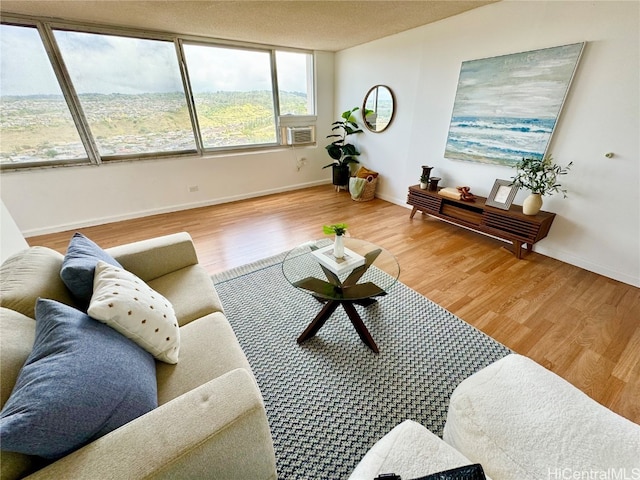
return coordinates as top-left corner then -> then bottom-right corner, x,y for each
444,43 -> 584,166
457,186 -> 476,202
438,187 -> 462,201
486,179 -> 518,210
510,154 -> 572,215
419,174 -> 429,190
421,165 -> 433,182
323,107 -> 363,190
428,177 -> 441,192
322,223 -> 349,259
362,85 -> 395,133
420,166 -> 435,190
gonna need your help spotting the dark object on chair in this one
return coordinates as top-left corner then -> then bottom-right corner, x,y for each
375,463 -> 486,480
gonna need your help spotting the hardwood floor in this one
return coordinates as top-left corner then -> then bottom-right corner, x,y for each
28,185 -> 640,425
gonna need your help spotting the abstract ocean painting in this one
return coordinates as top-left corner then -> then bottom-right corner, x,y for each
445,43 -> 584,166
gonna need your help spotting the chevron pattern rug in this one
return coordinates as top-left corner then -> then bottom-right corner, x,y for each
212,252 -> 511,479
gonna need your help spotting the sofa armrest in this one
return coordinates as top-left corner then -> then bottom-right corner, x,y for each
443,354 -> 640,480
27,368 -> 277,480
106,232 -> 199,282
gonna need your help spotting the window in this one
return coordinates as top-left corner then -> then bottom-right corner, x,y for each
182,43 -> 277,149
0,16 -> 315,170
53,29 -> 196,157
276,51 -> 314,116
0,24 -> 87,166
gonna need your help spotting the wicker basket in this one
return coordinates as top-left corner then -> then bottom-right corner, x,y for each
350,175 -> 378,202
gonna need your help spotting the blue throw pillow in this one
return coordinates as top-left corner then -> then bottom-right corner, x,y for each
60,232 -> 122,305
0,299 -> 157,459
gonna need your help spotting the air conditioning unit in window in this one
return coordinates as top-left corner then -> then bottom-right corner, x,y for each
286,126 -> 315,145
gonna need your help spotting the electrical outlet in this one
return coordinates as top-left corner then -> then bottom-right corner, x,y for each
188,185 -> 199,193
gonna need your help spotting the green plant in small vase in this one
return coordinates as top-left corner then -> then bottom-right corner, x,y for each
511,155 -> 572,215
420,174 -> 429,189
323,223 -> 348,258
323,108 -> 363,189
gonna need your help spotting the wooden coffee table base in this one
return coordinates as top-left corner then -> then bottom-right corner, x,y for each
297,297 -> 380,353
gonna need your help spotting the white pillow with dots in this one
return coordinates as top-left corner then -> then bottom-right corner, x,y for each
88,261 -> 180,364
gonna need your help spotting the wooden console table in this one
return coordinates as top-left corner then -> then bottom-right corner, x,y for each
407,185 -> 556,259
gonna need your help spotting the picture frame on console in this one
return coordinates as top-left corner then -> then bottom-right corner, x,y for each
486,179 -> 518,210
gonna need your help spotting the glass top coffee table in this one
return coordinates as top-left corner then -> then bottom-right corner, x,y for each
282,238 -> 400,353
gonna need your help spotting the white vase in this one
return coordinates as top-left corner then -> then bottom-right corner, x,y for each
333,234 -> 345,259
419,182 -> 428,189
523,193 -> 543,215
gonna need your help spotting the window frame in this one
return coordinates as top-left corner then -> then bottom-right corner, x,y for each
0,14 -> 316,171
179,38 -> 281,153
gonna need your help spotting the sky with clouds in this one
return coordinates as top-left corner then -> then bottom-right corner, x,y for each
0,24 -> 309,96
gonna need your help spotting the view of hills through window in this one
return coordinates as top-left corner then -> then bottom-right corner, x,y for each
0,24 -> 87,164
0,23 -> 312,165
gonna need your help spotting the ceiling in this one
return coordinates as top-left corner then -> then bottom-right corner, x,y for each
0,0 -> 498,51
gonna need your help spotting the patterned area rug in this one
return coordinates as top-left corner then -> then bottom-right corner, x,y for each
212,253 -> 511,479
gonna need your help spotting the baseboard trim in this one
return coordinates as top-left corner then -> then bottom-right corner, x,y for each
24,179 -> 331,237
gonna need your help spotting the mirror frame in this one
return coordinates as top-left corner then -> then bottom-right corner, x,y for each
362,84 -> 395,133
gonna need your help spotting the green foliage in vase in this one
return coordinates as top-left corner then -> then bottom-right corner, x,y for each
322,223 -> 348,236
323,107 -> 363,168
420,174 -> 429,183
511,155 -> 572,197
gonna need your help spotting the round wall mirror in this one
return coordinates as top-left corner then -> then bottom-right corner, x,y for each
362,85 -> 395,133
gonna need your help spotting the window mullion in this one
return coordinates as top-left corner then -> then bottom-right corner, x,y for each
175,39 -> 204,154
38,23 -> 101,164
270,49 -> 282,144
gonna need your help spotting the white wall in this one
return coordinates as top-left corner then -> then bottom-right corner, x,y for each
0,51 -> 335,236
1,199 -> 28,262
335,0 -> 639,287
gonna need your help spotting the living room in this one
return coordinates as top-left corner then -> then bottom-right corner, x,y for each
1,1 -> 639,479
1,1 -> 638,287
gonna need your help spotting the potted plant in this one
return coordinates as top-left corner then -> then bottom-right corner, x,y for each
419,174 -> 429,189
323,223 -> 348,259
511,154 -> 572,215
323,107 -> 363,188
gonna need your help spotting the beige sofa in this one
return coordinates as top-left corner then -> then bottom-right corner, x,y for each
0,232 -> 277,480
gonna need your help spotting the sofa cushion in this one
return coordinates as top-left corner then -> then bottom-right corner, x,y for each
156,312 -> 253,405
147,264 -> 223,327
443,354 -> 640,480
0,299 -> 157,460
60,232 -> 122,306
0,246 -> 76,318
348,420 -> 482,480
88,261 -> 180,364
0,308 -> 36,408
106,231 -> 199,282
